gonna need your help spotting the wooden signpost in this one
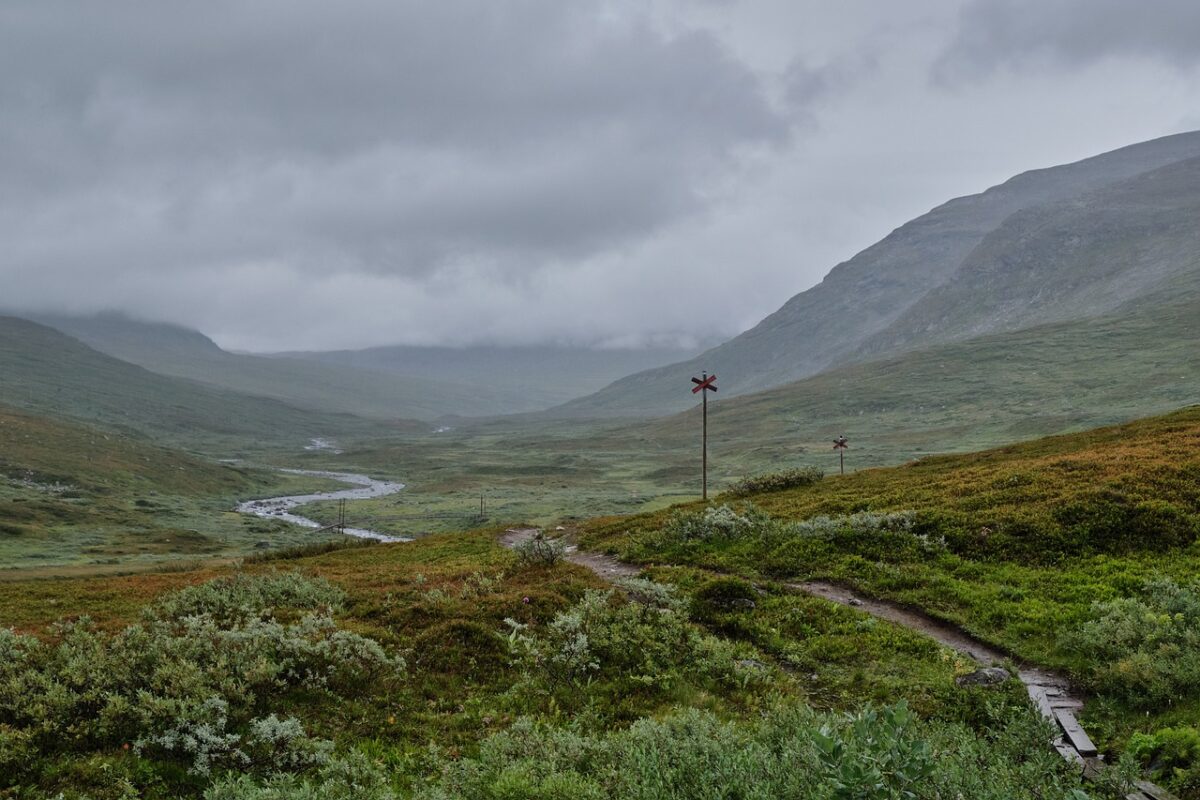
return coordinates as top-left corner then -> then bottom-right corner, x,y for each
833,435 -> 849,475
691,372 -> 718,500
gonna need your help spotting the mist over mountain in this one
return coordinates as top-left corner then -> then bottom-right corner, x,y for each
557,131 -> 1200,417
0,316 -> 366,448
12,312 -> 707,419
272,342 -> 712,408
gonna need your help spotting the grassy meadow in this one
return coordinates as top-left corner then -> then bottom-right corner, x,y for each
3,406 -> 1200,797
581,404 -> 1200,795
0,528 -> 1093,800
3,315 -> 1199,797
0,406 -> 358,572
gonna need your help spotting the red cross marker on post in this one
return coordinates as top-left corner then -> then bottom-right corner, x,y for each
691,372 -> 718,500
833,434 -> 849,475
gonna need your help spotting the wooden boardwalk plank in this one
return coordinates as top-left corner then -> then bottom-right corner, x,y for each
1028,686 -> 1056,721
1054,708 -> 1099,757
1136,781 -> 1181,800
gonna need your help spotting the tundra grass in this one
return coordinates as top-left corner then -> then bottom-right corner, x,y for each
580,404 -> 1200,767
1,526 -> 1092,800
0,406 -> 353,572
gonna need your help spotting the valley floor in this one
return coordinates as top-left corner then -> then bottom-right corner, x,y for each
2,406 -> 1199,799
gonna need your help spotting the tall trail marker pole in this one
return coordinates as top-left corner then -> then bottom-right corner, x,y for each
691,372 -> 718,500
833,435 -> 849,475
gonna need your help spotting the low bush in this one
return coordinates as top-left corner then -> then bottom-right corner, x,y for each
512,533 -> 565,567
0,573 -> 402,781
613,576 -> 684,611
503,587 -> 757,702
204,751 -> 398,800
1061,576 -> 1200,709
664,504 -> 761,541
725,466 -> 824,497
690,577 -> 760,621
1053,492 -> 1199,554
153,570 -> 346,622
655,505 -> 927,557
1128,726 -> 1200,796
414,700 -> 1088,800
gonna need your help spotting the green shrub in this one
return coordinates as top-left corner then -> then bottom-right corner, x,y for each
204,752 -> 399,800
512,534 -> 565,567
1061,576 -> 1200,708
153,570 -> 345,622
690,577 -> 760,625
725,466 -> 824,497
503,587 -> 755,701
792,511 -> 934,561
0,724 -> 35,782
411,620 -> 509,679
0,573 -> 402,778
645,506 -> 936,575
1054,492 -> 1199,554
613,576 -> 684,611
662,504 -> 764,541
1127,726 -> 1200,796
415,700 -> 1087,800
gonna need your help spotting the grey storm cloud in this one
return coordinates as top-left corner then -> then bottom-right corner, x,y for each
0,0 -> 789,283
936,0 -> 1200,81
2,1 -> 1199,351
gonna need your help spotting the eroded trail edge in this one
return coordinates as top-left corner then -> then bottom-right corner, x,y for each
501,528 -> 1176,800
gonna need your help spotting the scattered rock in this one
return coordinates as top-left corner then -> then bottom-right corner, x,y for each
848,598 -> 864,607
554,525 -> 566,531
729,598 -> 757,610
736,658 -> 768,672
955,667 -> 1010,688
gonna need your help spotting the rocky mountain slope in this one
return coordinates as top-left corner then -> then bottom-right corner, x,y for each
557,131 -> 1200,417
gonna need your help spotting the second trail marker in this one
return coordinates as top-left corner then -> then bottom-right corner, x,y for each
690,372 -> 718,500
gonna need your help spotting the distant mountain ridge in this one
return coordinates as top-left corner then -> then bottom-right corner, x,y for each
274,342 -> 710,407
0,316 -> 370,449
21,312 -> 539,420
18,313 -> 705,419
854,153 -> 1200,358
557,130 -> 1200,417
636,288 -> 1200,474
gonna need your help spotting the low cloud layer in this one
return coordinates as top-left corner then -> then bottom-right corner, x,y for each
2,1 -> 1199,351
937,0 -> 1200,80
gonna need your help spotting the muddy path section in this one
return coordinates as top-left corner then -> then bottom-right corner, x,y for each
494,532 -> 1175,797
791,580 -> 1179,798
792,581 -> 1092,762
237,469 -> 411,543
500,528 -> 640,580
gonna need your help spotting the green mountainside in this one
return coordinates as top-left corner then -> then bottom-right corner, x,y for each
856,154 -> 1200,357
0,402 -> 360,570
558,130 -> 1200,417
640,289 -> 1199,476
23,313 -> 544,419
0,316 -> 372,452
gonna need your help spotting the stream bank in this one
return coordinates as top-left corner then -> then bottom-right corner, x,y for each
237,469 -> 410,543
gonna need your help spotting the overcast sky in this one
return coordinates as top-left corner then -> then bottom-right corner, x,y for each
3,0 -> 1199,352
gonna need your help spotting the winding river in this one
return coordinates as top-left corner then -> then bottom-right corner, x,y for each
236,469 -> 411,543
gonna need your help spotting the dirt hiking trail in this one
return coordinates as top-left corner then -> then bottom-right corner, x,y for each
500,527 -> 1177,800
